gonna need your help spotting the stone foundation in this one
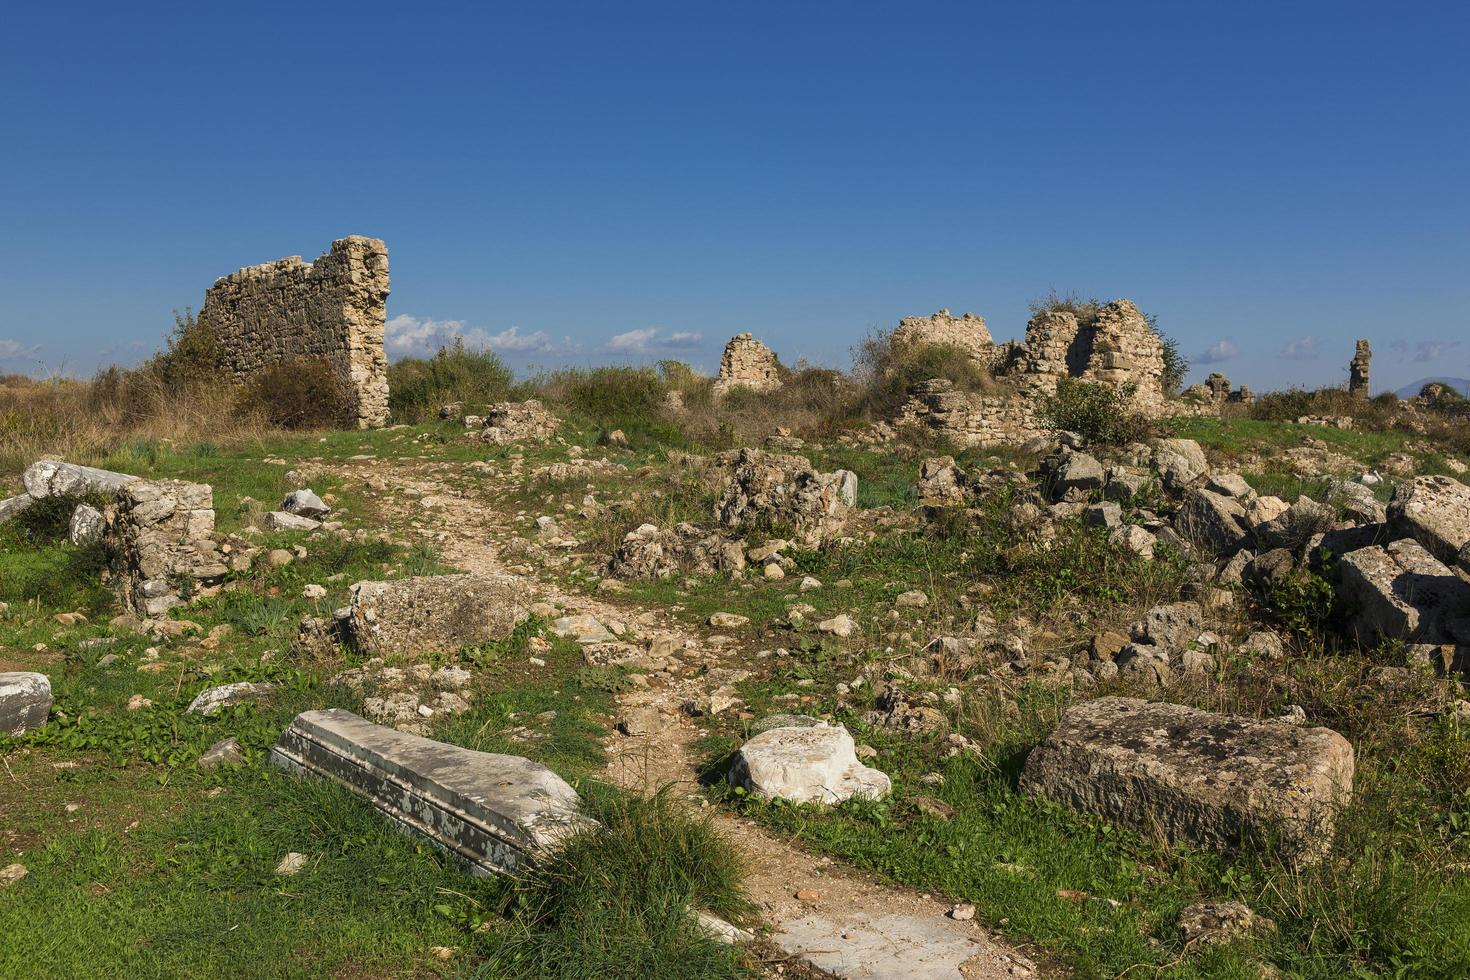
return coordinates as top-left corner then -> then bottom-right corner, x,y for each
199,237 -> 390,428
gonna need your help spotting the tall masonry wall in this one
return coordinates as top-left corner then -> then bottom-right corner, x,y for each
198,236 -> 391,428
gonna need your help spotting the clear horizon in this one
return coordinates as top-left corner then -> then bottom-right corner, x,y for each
2,2 -> 1466,394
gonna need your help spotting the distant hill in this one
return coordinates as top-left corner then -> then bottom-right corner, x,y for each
1394,377 -> 1470,399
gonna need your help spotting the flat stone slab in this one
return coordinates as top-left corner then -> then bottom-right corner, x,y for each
187,681 -> 275,716
1021,696 -> 1353,865
0,672 -> 52,736
340,573 -> 529,656
774,911 -> 987,979
730,721 -> 890,805
271,708 -> 592,875
22,460 -> 138,499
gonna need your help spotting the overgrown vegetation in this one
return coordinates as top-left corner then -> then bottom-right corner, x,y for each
387,339 -> 518,423
1039,377 -> 1153,445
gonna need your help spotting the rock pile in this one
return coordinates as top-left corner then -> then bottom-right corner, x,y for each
607,523 -> 746,580
714,449 -> 857,546
479,400 -> 561,445
891,309 -> 996,367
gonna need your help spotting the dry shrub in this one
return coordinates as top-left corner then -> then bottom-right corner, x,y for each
235,357 -> 358,430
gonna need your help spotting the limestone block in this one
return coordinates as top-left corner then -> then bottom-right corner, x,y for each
271,708 -> 593,875
1175,488 -> 1250,554
1387,475 -> 1470,565
1153,439 -> 1208,489
1021,696 -> 1353,864
68,503 -> 106,546
282,489 -> 331,519
1338,539 -> 1470,645
0,494 -> 34,524
187,681 -> 276,716
339,574 -> 529,657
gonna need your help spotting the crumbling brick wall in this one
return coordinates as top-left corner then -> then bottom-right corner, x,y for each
198,237 -> 390,428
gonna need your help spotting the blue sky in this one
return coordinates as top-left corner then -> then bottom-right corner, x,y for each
1,1 -> 1466,392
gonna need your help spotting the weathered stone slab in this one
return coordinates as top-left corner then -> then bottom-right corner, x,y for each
0,494 -> 33,524
1388,475 -> 1470,566
1175,488 -> 1249,553
22,460 -> 139,499
1338,538 -> 1470,645
1020,696 -> 1353,864
1153,438 -> 1208,490
729,720 -> 890,805
271,708 -> 592,875
339,574 -> 529,657
0,672 -> 52,736
187,681 -> 275,716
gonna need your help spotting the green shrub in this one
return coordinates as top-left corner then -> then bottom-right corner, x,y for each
387,339 -> 516,423
1039,378 -> 1153,445
235,357 -> 357,430
536,366 -> 667,426
845,330 -> 997,423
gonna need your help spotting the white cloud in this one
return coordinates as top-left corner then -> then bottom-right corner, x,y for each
1415,339 -> 1461,363
1196,339 -> 1238,365
603,328 -> 706,356
384,315 -> 577,358
0,339 -> 39,360
1279,335 -> 1321,360
606,328 -> 659,355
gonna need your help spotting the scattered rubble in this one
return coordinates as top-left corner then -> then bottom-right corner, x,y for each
316,574 -> 530,658
481,400 -> 560,445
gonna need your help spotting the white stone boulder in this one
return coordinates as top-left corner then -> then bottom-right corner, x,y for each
0,495 -> 34,524
729,718 -> 890,805
282,489 -> 331,520
260,511 -> 323,532
0,672 -> 51,736
68,503 -> 107,546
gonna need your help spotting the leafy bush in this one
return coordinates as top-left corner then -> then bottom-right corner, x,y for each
845,330 -> 997,423
1039,378 -> 1153,445
387,339 -> 517,423
235,357 -> 357,430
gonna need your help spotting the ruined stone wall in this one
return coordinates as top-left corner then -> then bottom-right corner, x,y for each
895,379 -> 1047,449
891,309 -> 998,366
1349,340 -> 1371,398
1003,299 -> 1166,413
714,333 -> 783,396
112,480 -> 227,617
199,237 -> 390,428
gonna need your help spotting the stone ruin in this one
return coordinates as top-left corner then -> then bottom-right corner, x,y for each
891,309 -> 998,367
198,237 -> 391,429
479,400 -> 560,445
0,461 -> 227,618
1349,339 -> 1371,398
891,299 -> 1171,448
1181,372 -> 1254,409
113,479 -> 228,616
713,333 -> 782,396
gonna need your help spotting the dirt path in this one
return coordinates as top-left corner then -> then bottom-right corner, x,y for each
329,455 -> 1041,979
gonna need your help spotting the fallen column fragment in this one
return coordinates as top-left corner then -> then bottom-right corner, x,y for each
271,708 -> 593,875
22,460 -> 139,499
